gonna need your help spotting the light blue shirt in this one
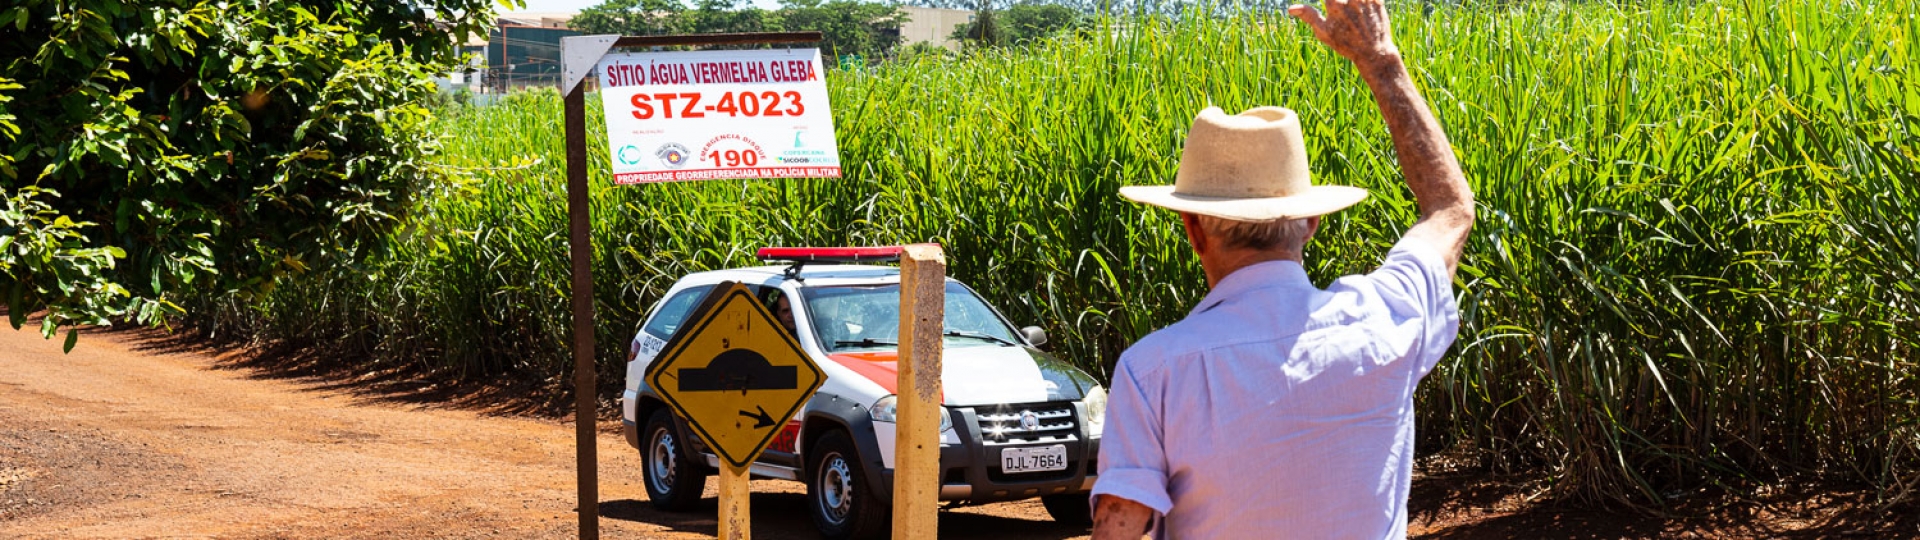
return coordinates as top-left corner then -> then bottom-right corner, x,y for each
1092,238 -> 1460,539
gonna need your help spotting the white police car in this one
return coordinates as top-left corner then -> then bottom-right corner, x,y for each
623,247 -> 1106,539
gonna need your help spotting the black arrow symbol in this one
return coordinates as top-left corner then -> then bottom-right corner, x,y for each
739,406 -> 777,429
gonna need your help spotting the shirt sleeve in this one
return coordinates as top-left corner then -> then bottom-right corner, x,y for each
1362,236 -> 1462,377
1089,354 -> 1175,516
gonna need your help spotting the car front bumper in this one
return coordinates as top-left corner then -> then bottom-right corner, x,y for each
925,436 -> 1099,503
873,403 -> 1101,504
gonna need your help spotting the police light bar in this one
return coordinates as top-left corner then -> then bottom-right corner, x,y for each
756,246 -> 905,264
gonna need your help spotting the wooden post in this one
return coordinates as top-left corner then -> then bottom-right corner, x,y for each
555,32 -> 824,540
562,78 -> 600,540
719,465 -> 751,540
893,244 -> 945,538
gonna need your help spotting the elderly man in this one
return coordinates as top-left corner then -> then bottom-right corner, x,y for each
1088,0 -> 1475,538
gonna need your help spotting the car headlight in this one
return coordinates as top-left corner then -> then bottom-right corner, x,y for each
1084,385 -> 1108,438
869,395 -> 951,432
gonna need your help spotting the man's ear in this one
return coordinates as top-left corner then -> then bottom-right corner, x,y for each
1305,216 -> 1321,242
1180,212 -> 1208,256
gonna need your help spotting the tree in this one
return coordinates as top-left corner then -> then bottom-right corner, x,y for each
774,0 -> 907,59
572,0 -> 906,61
572,0 -> 692,36
684,0 -> 778,34
1001,3 -> 1083,44
0,0 -> 497,347
955,1 -> 1002,47
953,2 -> 1086,47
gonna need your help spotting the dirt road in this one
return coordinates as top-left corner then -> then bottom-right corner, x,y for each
0,323 -> 1086,539
7,321 -> 1914,539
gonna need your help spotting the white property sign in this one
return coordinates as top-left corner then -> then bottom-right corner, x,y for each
597,48 -> 843,184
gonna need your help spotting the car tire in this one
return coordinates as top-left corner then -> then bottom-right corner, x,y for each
642,408 -> 708,511
1041,493 -> 1094,526
807,430 -> 889,540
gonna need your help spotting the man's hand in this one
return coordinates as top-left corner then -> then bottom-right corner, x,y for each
1287,0 -> 1402,70
1289,0 -> 1475,275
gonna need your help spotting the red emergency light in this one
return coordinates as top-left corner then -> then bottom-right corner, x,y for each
756,246 -> 907,264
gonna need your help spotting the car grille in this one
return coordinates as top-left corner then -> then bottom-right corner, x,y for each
973,403 -> 1077,446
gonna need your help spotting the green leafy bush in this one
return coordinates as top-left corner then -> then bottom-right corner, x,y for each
0,0 -> 497,344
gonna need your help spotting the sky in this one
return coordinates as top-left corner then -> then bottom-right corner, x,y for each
506,0 -> 787,14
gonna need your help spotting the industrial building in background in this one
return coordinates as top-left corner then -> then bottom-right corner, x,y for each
898,6 -> 972,51
483,13 -> 581,92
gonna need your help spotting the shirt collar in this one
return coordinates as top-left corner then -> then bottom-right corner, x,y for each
1190,260 -> 1312,316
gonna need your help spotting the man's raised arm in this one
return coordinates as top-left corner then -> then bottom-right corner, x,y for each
1290,0 -> 1475,274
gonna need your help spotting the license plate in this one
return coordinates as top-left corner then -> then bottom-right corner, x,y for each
1000,444 -> 1068,474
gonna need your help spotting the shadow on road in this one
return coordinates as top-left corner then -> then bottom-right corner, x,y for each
601,493 -> 1089,539
101,321 -> 576,419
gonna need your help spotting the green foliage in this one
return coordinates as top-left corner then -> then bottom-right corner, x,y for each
572,0 -> 907,59
954,3 -> 1087,47
956,4 -> 1001,45
202,0 -> 1918,505
0,0 -> 500,340
0,187 -> 127,350
684,0 -> 779,34
899,40 -> 958,61
573,0 -> 696,36
777,0 -> 908,59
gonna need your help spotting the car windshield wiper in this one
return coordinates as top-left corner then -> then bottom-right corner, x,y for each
834,338 -> 898,347
942,330 -> 1018,347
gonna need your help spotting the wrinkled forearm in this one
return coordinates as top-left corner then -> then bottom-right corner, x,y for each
1092,495 -> 1155,540
1356,54 -> 1475,272
1357,55 -> 1472,218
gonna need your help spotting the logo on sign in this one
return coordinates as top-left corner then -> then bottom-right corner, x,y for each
618,145 -> 643,166
656,143 -> 691,168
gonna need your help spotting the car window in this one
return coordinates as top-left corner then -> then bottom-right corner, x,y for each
643,283 -> 783,340
800,282 -> 1021,353
642,285 -> 716,340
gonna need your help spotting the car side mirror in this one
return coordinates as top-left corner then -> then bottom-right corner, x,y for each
1020,326 -> 1048,347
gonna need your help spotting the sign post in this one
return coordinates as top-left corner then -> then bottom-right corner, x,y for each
646,282 -> 827,540
893,245 -> 946,538
557,31 -> 826,540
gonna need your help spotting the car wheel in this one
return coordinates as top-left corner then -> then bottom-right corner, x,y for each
1041,493 -> 1094,526
807,430 -> 889,540
642,408 -> 708,511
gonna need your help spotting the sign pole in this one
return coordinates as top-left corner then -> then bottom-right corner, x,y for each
643,280 -> 826,540
563,80 -> 600,540
893,244 -> 946,538
719,464 -> 751,540
559,32 -> 825,540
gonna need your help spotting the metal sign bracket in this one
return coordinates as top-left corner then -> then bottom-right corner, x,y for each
559,35 -> 620,93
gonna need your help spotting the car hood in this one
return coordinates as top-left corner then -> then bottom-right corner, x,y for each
826,345 -> 1098,406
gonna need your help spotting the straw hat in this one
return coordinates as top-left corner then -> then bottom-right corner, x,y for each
1119,106 -> 1367,222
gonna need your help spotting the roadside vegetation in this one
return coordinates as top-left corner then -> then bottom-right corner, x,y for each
186,0 -> 1917,507
0,0 -> 495,347
571,0 -> 911,60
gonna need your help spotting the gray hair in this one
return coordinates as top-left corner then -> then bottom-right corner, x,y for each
1195,215 -> 1314,252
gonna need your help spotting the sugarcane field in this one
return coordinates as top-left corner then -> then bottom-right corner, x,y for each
2,0 -> 1916,538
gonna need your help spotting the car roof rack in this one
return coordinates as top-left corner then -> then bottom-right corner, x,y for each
755,246 -> 910,281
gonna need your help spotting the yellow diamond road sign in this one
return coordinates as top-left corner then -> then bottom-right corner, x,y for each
646,281 -> 826,472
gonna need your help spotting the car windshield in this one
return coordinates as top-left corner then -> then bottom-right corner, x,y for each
801,282 -> 1023,353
